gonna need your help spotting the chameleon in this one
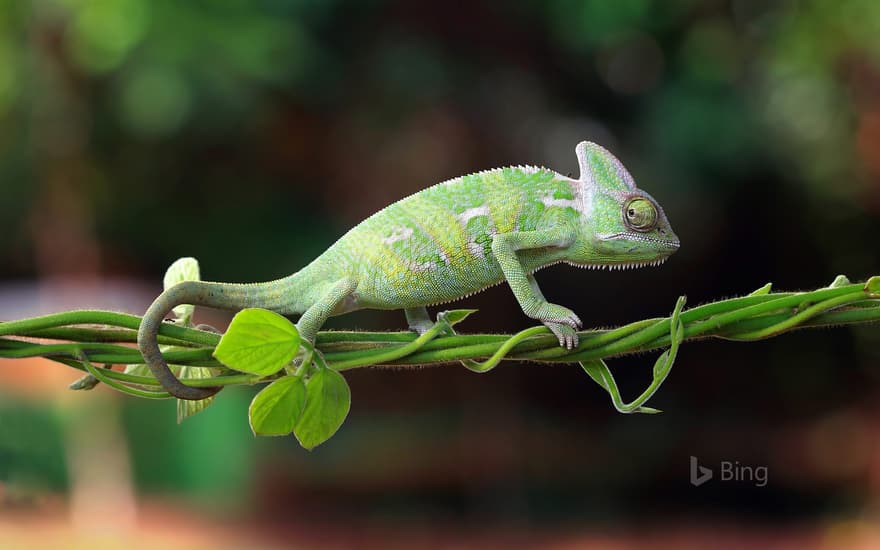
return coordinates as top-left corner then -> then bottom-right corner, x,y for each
138,141 -> 680,400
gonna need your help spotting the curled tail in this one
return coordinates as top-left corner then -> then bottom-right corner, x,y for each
137,276 -> 298,400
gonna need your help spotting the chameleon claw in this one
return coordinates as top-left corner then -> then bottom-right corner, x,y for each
407,321 -> 434,335
563,314 -> 582,329
547,322 -> 579,349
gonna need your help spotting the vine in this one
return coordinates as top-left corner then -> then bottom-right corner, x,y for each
1,258 -> 878,449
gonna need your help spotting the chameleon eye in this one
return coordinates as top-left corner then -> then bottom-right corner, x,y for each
623,198 -> 658,232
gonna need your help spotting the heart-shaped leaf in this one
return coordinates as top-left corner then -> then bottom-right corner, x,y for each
294,367 -> 351,450
214,309 -> 300,375
249,376 -> 307,436
176,366 -> 220,423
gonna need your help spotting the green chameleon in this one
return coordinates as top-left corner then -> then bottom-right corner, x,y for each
138,141 -> 680,400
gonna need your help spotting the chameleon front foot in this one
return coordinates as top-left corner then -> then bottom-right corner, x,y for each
545,322 -> 579,349
530,302 -> 582,348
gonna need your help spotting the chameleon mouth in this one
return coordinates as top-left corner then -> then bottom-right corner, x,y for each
566,257 -> 669,271
602,232 -> 680,249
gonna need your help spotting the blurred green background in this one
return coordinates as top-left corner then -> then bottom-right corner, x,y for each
1,0 -> 880,547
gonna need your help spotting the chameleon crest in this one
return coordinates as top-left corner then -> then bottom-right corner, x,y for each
139,141 -> 679,399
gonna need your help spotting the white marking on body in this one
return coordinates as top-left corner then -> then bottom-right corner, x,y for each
437,248 -> 450,266
457,205 -> 494,259
580,184 -> 594,218
541,195 -> 581,210
382,226 -> 413,246
467,241 -> 484,259
457,205 -> 490,225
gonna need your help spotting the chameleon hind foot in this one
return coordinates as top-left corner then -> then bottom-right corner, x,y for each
404,306 -> 434,335
405,306 -> 456,336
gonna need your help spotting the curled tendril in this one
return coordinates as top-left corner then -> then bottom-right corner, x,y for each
461,326 -> 549,373
77,350 -> 173,399
580,296 -> 686,414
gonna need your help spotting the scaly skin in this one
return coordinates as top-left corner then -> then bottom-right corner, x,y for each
138,141 -> 680,399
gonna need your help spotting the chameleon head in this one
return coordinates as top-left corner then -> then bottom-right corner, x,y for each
571,141 -> 680,269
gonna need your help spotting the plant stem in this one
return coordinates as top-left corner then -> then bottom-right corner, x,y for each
0,278 -> 877,395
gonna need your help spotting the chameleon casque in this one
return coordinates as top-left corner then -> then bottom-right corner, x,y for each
138,141 -> 680,400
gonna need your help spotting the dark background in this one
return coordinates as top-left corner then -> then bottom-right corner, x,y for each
1,1 -> 879,547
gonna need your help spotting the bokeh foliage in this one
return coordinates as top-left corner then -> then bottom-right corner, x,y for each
0,0 -> 879,530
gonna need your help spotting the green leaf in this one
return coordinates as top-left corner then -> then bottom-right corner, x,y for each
248,375 -> 307,436
126,344 -> 184,387
163,257 -> 201,323
123,363 -> 153,378
580,359 -> 611,392
213,308 -> 300,375
438,309 -> 477,327
176,366 -> 220,423
865,276 -> 880,296
652,348 -> 673,378
294,367 -> 351,450
579,296 -> 686,415
163,256 -> 201,289
124,362 -> 173,389
748,282 -> 772,296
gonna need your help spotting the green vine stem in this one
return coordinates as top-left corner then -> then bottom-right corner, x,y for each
1,276 -> 878,395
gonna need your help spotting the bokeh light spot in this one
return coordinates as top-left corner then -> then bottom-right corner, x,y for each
597,33 -> 664,95
0,41 -> 19,115
118,67 -> 192,137
765,73 -> 837,144
67,0 -> 149,74
550,0 -> 653,50
680,19 -> 741,84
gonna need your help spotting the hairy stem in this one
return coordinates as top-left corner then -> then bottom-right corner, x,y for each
0,278 -> 877,393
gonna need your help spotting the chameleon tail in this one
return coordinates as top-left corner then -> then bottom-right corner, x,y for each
137,277 -> 298,400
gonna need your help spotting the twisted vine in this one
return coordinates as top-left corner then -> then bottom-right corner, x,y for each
1,274 -> 877,445
0,275 -> 874,387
